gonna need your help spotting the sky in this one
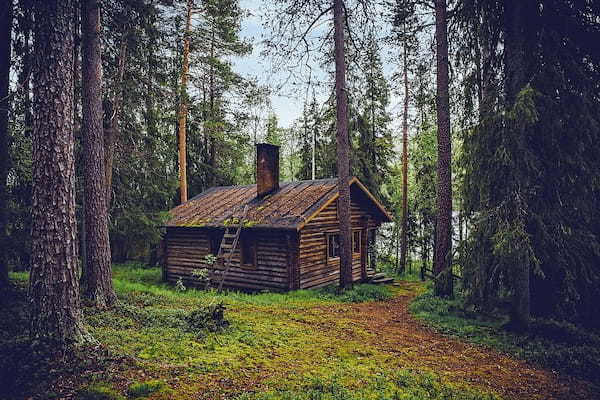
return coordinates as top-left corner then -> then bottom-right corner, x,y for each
231,0 -> 410,130
232,0 -> 308,128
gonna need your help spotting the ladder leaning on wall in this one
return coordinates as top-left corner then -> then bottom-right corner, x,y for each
214,205 -> 248,292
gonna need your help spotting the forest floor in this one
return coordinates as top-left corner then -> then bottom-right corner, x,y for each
1,265 -> 599,400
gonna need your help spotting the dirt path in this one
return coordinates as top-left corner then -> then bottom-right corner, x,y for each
341,282 -> 597,400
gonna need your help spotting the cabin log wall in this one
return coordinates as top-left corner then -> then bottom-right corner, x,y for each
298,192 -> 381,289
165,227 -> 290,291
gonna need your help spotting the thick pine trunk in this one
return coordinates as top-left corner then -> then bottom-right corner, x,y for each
433,0 -> 453,297
399,37 -> 409,275
0,0 -> 12,288
29,0 -> 89,346
177,0 -> 192,203
333,0 -> 352,289
81,0 -> 116,307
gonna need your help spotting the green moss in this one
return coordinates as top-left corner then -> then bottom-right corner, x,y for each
8,271 -> 29,282
77,383 -> 125,400
127,380 -> 169,398
234,369 -> 499,400
79,265 -> 503,399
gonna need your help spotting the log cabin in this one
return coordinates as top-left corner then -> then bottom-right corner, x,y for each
163,143 -> 392,291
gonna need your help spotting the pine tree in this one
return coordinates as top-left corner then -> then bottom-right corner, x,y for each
29,0 -> 89,346
460,0 -> 600,330
81,0 -> 116,307
433,0 -> 453,297
0,0 -> 12,288
333,0 -> 353,289
176,0 -> 192,203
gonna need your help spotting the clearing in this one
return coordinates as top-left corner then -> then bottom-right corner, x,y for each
2,265 -> 598,400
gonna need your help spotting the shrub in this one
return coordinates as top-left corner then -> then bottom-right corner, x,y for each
185,302 -> 229,334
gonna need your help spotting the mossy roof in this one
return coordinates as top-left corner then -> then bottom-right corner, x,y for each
165,177 -> 392,230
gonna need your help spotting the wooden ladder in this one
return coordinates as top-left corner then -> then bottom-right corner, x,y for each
214,205 -> 248,292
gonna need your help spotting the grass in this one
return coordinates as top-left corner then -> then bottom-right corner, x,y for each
234,369 -> 498,400
2,264 -> 500,399
409,287 -> 600,383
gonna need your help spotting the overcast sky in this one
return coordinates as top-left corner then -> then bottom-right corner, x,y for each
231,0 -> 412,131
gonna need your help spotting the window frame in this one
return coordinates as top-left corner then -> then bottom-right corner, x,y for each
209,231 -> 223,256
352,230 -> 361,254
326,232 -> 341,261
240,235 -> 257,268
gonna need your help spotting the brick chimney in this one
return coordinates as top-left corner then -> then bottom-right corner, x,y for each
256,143 -> 279,198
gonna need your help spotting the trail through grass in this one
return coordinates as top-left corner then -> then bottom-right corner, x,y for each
4,264 -> 597,400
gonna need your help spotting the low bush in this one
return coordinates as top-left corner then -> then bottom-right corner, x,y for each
185,301 -> 229,334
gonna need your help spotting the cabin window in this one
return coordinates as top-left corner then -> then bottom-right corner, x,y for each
352,231 -> 361,254
209,232 -> 222,256
241,237 -> 257,267
327,233 -> 340,259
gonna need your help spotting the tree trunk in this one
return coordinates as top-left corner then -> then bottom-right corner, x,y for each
0,0 -> 13,288
177,0 -> 193,203
503,0 -> 536,331
105,37 -> 127,209
399,35 -> 409,275
81,0 -> 116,307
433,0 -> 453,297
208,27 -> 217,186
333,0 -> 352,289
29,0 -> 90,347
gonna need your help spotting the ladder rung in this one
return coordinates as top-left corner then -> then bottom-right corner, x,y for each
223,233 -> 237,239
221,244 -> 233,249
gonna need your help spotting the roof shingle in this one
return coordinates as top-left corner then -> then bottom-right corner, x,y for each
166,177 -> 392,229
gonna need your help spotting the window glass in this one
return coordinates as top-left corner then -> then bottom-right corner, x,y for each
328,234 -> 340,259
210,233 -> 222,256
353,231 -> 361,253
241,238 -> 256,266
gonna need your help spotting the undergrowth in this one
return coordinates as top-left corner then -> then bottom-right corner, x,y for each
410,288 -> 600,383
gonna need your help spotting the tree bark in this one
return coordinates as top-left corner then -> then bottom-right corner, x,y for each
29,0 -> 90,346
433,0 -> 453,297
81,0 -> 116,307
0,0 -> 13,288
399,35 -> 409,275
177,0 -> 193,203
208,27 -> 217,186
333,0 -> 352,289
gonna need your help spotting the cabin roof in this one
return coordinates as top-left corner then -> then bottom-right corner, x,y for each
166,177 -> 393,230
